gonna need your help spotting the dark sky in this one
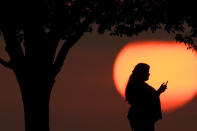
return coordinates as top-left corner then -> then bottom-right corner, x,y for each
0,29 -> 197,131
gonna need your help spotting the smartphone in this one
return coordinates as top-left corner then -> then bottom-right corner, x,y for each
165,81 -> 168,85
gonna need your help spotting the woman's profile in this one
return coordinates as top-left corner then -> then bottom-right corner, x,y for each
125,63 -> 167,131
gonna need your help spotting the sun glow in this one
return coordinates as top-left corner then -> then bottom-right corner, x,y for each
113,41 -> 197,112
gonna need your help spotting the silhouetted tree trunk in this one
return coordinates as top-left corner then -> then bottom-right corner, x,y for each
14,68 -> 55,131
0,1 -> 109,130
0,18 -> 90,130
22,88 -> 51,131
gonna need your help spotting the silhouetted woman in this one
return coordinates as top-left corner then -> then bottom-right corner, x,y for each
125,63 -> 167,131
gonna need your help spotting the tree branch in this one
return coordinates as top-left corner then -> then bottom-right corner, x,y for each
1,25 -> 24,68
47,0 -> 90,61
52,16 -> 94,77
47,1 -> 94,72
52,32 -> 84,77
0,58 -> 12,68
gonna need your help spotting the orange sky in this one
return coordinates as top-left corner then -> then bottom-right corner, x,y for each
113,41 -> 197,112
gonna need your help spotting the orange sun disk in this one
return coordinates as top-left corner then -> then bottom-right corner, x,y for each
113,41 -> 197,112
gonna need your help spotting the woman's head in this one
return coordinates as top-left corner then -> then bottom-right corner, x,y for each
131,63 -> 150,81
125,63 -> 150,102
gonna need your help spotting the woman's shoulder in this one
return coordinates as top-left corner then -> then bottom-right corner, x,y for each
144,82 -> 156,91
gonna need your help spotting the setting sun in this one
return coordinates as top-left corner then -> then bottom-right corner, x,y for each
113,41 -> 197,112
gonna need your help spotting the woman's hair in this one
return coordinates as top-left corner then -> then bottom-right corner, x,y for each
125,63 -> 150,101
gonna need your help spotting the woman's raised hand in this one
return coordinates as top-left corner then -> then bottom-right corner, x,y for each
157,81 -> 168,95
